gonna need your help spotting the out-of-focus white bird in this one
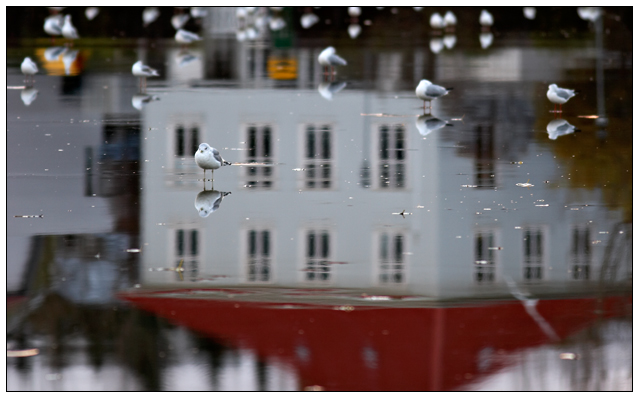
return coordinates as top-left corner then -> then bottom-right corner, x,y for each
269,17 -> 286,31
443,34 -> 457,49
480,32 -> 493,49
132,61 -> 159,90
547,84 -> 577,112
62,15 -> 79,40
131,93 -> 160,111
480,9 -> 494,28
44,15 -> 64,38
416,115 -> 452,136
21,57 -> 38,78
190,7 -> 208,18
85,7 -> 99,21
301,12 -> 319,29
348,7 -> 361,17
578,7 -> 601,22
348,24 -> 361,39
172,13 -> 190,30
444,11 -> 457,29
523,7 -> 536,20
430,37 -> 444,54
143,7 -> 160,27
413,7 -> 423,11
318,81 -> 347,101
318,46 -> 347,74
132,60 -> 159,78
547,119 -> 579,140
21,87 -> 38,106
195,143 -> 232,180
415,79 -> 452,111
175,29 -> 202,44
430,13 -> 445,30
195,190 -> 231,218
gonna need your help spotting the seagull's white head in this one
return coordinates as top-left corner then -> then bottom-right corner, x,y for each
198,143 -> 210,153
420,79 -> 432,85
326,46 -> 335,53
549,83 -> 558,90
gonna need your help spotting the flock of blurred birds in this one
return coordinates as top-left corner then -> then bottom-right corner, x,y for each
15,6 -> 602,143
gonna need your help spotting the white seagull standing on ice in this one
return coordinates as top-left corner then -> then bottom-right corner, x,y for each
547,83 -> 576,113
62,15 -> 79,41
415,79 -> 453,112
318,46 -> 347,75
21,57 -> 38,84
195,143 -> 231,181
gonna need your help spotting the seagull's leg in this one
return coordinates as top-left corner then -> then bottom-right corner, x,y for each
559,104 -> 562,113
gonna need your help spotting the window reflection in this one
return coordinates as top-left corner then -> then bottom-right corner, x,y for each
523,228 -> 544,282
378,232 -> 405,284
245,124 -> 274,189
474,231 -> 496,284
175,228 -> 200,281
303,124 -> 333,190
474,124 -> 496,189
377,124 -> 406,189
571,226 -> 591,280
247,229 -> 272,282
304,230 -> 332,282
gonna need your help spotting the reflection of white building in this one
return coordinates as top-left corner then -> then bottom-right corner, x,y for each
139,81 -> 628,299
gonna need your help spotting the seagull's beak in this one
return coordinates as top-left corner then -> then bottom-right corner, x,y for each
200,150 -> 203,153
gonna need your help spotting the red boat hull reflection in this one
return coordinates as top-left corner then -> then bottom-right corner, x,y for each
119,288 -> 631,391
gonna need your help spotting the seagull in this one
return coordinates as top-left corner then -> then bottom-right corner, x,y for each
175,29 -> 202,45
546,119 -> 579,140
21,57 -> 38,84
348,24 -> 361,39
415,79 -> 452,112
480,32 -> 493,49
415,114 -> 453,136
132,61 -> 159,90
143,7 -> 160,27
547,84 -> 576,113
444,11 -> 457,31
62,49 -> 79,75
348,7 -> 361,18
44,15 -> 63,40
44,46 -> 67,61
301,12 -> 319,29
480,9 -> 494,30
523,7 -> 536,20
62,15 -> 79,41
318,46 -> 347,75
85,7 -> 99,21
195,190 -> 231,218
195,143 -> 231,181
430,13 -> 445,30
171,13 -> 190,30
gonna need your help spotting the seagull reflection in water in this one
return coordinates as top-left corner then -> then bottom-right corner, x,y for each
21,88 -> 38,106
131,93 -> 160,111
195,189 -> 231,218
547,119 -> 580,140
318,81 -> 347,101
415,114 -> 453,137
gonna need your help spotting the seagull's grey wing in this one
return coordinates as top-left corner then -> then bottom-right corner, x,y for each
556,88 -> 574,100
212,195 -> 224,212
211,148 -> 224,163
140,65 -> 156,74
425,118 -> 447,130
425,84 -> 448,97
328,54 -> 347,66
181,30 -> 201,40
